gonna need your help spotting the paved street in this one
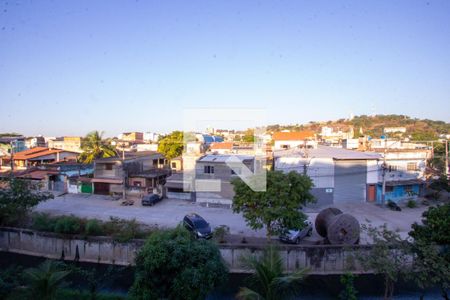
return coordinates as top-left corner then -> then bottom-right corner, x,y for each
35,194 -> 267,237
35,193 -> 428,241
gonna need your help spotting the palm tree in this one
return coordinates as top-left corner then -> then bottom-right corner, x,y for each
237,245 -> 308,300
25,260 -> 71,300
78,131 -> 117,163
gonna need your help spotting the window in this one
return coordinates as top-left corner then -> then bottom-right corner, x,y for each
386,186 -> 394,193
133,181 -> 141,187
204,165 -> 214,174
407,162 -> 417,171
105,164 -> 113,170
153,159 -> 158,166
388,165 -> 398,172
171,162 -> 177,168
159,158 -> 164,165
404,185 -> 413,192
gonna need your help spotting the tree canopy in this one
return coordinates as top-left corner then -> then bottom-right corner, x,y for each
0,177 -> 53,226
357,224 -> 411,300
129,226 -> 227,300
157,131 -> 186,160
409,204 -> 450,295
231,170 -> 315,240
410,203 -> 450,245
78,131 -> 117,164
25,260 -> 71,300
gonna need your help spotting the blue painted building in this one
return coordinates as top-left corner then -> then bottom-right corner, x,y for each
376,180 -> 423,203
196,134 -> 224,145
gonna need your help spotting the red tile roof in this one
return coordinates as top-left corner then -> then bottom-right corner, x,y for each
19,170 -> 59,180
210,142 -> 234,150
272,131 -> 315,141
13,147 -> 77,160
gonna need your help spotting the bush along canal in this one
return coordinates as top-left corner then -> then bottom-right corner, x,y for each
0,252 -> 444,300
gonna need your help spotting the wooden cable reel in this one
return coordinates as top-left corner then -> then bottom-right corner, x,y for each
315,207 -> 360,245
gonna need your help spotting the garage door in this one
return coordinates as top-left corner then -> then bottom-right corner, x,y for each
94,182 -> 110,195
334,160 -> 367,203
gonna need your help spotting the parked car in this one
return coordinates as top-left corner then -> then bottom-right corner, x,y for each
141,194 -> 162,206
279,220 -> 313,244
183,213 -> 212,239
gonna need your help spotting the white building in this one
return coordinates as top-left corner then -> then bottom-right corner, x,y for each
143,132 -> 160,142
384,127 -> 407,133
135,143 -> 159,152
274,145 -> 381,206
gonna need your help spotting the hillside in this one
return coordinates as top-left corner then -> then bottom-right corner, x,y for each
267,115 -> 450,141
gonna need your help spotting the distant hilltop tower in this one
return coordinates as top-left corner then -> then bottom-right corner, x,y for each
370,103 -> 376,117
349,112 -> 354,120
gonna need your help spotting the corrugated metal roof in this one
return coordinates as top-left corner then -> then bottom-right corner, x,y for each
274,145 -> 381,160
197,154 -> 254,163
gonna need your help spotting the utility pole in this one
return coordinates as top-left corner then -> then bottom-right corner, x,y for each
9,140 -> 14,175
122,142 -> 126,200
446,139 -> 449,179
381,136 -> 387,208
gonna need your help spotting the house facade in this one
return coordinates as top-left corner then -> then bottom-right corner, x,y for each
93,151 -> 169,197
25,136 -> 46,149
120,132 -> 144,143
194,154 -> 255,207
373,148 -> 432,203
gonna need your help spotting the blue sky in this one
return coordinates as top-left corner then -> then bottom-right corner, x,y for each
1,0 -> 449,137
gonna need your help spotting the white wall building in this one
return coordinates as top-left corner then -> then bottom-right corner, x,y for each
274,146 -> 381,205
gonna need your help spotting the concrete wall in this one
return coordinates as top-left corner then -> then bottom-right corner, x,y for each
310,188 -> 334,206
0,227 -> 372,275
0,227 -> 143,265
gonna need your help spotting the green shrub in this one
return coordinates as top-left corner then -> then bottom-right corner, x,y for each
31,213 -> 56,232
54,215 -> 82,234
103,217 -> 145,242
85,219 -> 103,236
407,199 -> 417,208
0,265 -> 24,299
129,226 -> 227,300
213,225 -> 230,243
339,272 -> 358,300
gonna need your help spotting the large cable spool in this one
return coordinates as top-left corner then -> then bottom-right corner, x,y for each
315,207 -> 360,245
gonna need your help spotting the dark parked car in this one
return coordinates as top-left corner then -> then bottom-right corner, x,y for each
183,213 -> 212,239
141,194 -> 162,206
279,220 -> 313,244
